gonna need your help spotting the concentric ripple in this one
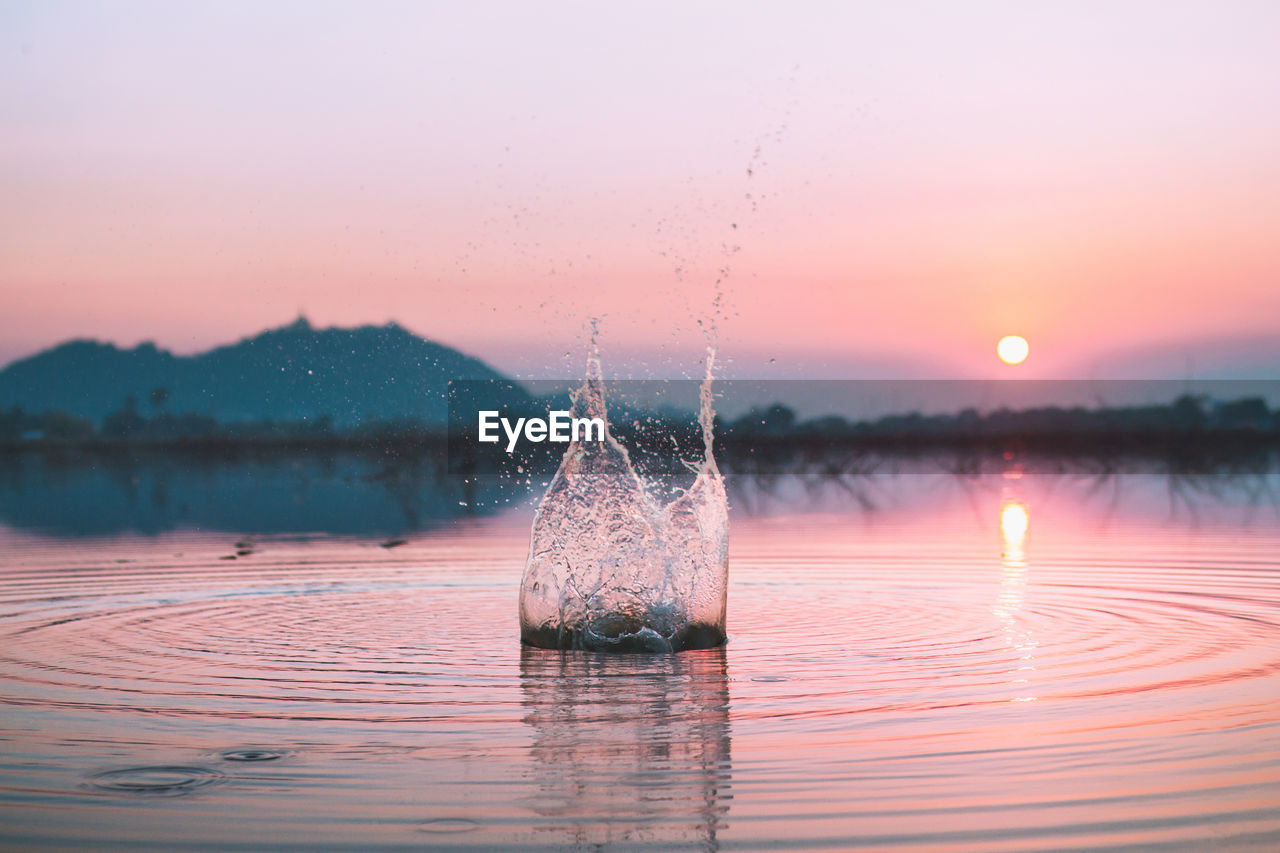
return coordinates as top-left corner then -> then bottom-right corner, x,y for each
86,765 -> 224,796
218,748 -> 288,762
417,817 -> 482,834
1,482 -> 1279,851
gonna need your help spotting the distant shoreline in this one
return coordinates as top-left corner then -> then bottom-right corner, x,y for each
4,424 -> 1275,478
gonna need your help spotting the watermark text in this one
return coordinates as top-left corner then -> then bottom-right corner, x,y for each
478,410 -> 605,453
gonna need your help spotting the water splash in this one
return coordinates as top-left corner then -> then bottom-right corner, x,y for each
518,343 -> 729,652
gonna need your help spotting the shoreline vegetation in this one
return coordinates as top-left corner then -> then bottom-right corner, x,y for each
3,393 -> 1276,469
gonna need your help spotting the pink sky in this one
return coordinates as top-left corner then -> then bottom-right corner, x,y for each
3,2 -> 1279,379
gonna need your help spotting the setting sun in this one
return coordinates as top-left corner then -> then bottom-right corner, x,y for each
997,335 -> 1030,365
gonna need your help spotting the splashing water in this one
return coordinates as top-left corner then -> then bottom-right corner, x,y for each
518,347 -> 729,652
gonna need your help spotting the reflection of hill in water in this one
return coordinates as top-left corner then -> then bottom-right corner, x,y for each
1,445 -> 1276,537
0,448 -> 523,537
520,646 -> 731,850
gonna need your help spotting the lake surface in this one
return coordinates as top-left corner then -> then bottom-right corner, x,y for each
1,471 -> 1278,850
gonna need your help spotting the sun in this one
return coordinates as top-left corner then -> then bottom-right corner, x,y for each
997,335 -> 1029,365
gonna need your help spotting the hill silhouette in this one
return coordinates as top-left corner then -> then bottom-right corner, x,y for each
0,318 -> 517,428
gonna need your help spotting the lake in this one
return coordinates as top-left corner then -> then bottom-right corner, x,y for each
1,467 -> 1278,850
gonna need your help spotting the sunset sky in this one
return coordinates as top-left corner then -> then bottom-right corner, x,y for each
3,1 -> 1279,379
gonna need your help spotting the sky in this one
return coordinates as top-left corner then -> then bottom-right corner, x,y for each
3,1 -> 1279,380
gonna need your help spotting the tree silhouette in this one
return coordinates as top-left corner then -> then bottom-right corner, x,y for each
149,386 -> 170,414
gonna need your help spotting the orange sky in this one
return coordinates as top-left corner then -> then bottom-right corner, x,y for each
3,2 -> 1279,378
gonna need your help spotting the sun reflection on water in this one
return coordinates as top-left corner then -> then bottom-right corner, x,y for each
997,498 -> 1037,702
1000,501 -> 1029,566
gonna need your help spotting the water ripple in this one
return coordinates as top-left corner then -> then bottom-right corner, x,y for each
86,765 -> 225,797
1,506 -> 1278,850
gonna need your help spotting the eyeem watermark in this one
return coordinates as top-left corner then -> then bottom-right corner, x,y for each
478,410 -> 605,453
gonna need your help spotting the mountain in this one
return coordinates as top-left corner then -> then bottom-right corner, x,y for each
0,318 -> 522,428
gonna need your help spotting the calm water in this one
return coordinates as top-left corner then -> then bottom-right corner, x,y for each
1,472 -> 1278,851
